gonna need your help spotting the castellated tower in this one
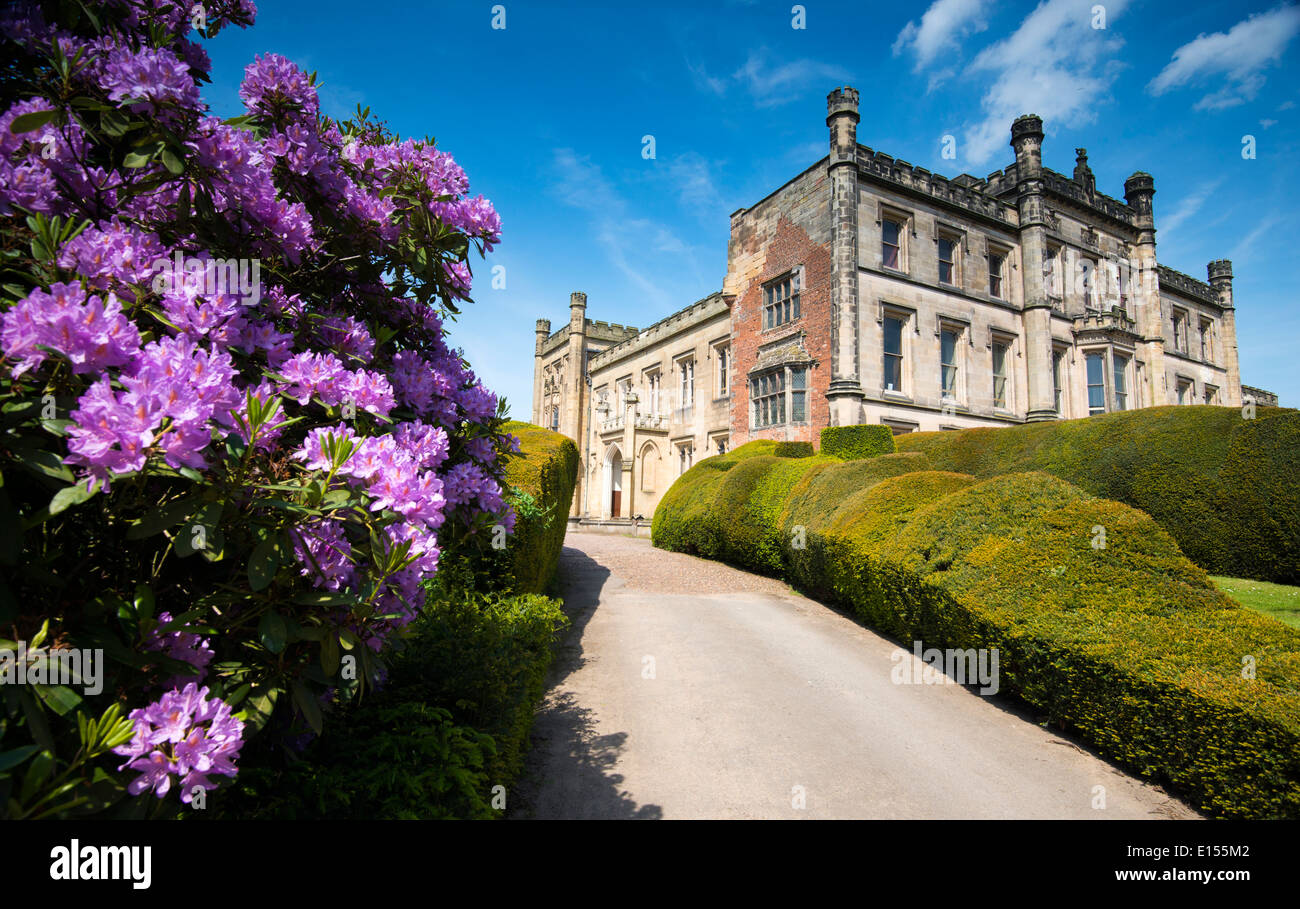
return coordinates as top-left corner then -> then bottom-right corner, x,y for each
531,318 -> 550,425
562,292 -> 587,443
1208,259 -> 1242,406
825,86 -> 864,426
1009,114 -> 1056,422
1124,171 -> 1164,405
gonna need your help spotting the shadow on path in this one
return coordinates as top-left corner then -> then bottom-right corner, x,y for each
508,544 -> 663,819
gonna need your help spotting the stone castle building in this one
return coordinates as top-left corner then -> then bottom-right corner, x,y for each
534,86 -> 1274,524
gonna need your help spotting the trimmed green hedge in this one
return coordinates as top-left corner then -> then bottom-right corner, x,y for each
773,441 -> 815,458
499,421 -> 579,593
820,424 -> 896,459
897,405 -> 1300,584
653,444 -> 1300,818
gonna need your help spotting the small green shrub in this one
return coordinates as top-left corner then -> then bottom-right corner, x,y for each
222,703 -> 498,820
773,441 -> 815,458
820,424 -> 897,459
217,589 -> 568,819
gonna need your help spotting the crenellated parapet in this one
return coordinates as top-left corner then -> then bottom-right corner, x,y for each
855,146 -> 1017,227
1158,265 -> 1220,306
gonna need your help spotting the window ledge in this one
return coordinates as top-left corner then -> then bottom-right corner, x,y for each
881,390 -> 912,403
760,320 -> 802,335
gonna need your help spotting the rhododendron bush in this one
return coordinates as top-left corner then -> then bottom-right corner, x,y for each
0,0 -> 515,818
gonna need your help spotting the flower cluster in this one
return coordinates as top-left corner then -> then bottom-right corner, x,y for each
1,282 -> 140,377
113,683 -> 245,803
144,612 -> 215,687
0,0 -> 514,811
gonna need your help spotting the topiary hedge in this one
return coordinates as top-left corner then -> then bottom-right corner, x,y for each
897,406 -> 1300,584
652,446 -> 1300,818
820,424 -> 896,460
773,441 -> 815,458
433,421 -> 578,597
498,421 -> 579,594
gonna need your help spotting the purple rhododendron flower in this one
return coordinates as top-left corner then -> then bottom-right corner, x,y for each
145,611 -> 215,686
57,221 -> 167,290
1,282 -> 141,377
97,44 -> 201,115
290,518 -> 356,591
113,683 -> 245,802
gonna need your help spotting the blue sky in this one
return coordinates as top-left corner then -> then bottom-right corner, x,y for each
201,0 -> 1300,412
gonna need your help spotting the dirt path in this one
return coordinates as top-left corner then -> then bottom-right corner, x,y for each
509,531 -> 1198,820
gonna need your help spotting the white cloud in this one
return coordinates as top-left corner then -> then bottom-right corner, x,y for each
1159,179 -> 1223,241
700,50 -> 850,108
1229,213 -> 1283,263
960,0 -> 1131,166
1148,6 -> 1300,110
893,0 -> 991,74
665,152 -> 727,216
550,149 -> 704,311
687,59 -> 727,96
1261,118 -> 1279,128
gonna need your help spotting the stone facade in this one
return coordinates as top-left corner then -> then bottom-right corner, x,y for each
534,85 -> 1277,520
533,292 -> 729,521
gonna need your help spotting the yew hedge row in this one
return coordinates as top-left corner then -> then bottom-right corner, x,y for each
652,435 -> 1300,818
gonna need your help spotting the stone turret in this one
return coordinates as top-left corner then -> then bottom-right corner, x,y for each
1124,172 -> 1156,246
1123,172 -> 1164,404
826,86 -> 859,164
1208,260 -> 1242,407
531,318 -> 551,424
564,293 -> 588,517
1010,114 -> 1055,422
825,86 -> 864,426
1010,114 -> 1044,176
1207,259 -> 1234,303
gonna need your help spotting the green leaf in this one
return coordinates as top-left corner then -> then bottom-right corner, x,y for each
258,612 -> 287,654
320,633 -> 340,676
160,146 -> 183,175
292,681 -> 323,735
126,496 -> 198,539
48,483 -> 95,517
99,108 -> 129,137
132,584 -> 154,625
247,537 -> 279,591
9,109 -> 55,134
33,684 -> 82,716
19,750 -> 55,804
292,591 -> 358,607
11,447 -> 74,483
0,745 -> 40,773
236,687 -> 279,734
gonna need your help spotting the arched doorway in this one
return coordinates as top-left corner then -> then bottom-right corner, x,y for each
608,449 -> 623,517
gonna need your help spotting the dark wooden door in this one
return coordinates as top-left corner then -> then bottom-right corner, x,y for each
611,490 -> 621,516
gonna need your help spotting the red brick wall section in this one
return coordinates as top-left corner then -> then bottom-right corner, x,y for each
729,215 -> 833,447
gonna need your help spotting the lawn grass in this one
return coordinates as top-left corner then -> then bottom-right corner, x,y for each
1211,576 -> 1300,629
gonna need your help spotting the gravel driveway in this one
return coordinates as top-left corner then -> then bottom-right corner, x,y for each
508,531 -> 1198,820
